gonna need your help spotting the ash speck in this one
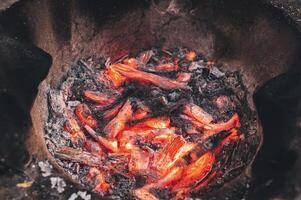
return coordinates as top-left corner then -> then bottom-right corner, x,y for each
38,160 -> 53,177
211,66 -> 225,78
50,177 -> 66,193
68,191 -> 91,200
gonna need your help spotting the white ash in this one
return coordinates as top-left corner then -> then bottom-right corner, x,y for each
78,191 -> 91,200
38,160 -> 53,177
45,118 -> 69,147
168,91 -> 181,101
105,57 -> 111,68
68,191 -> 91,200
61,131 -> 72,140
45,121 -> 62,133
210,66 -> 225,78
189,61 -> 206,71
61,77 -> 77,101
45,140 -> 56,153
67,100 -> 81,109
71,174 -> 79,181
48,90 -> 67,117
50,177 -> 66,193
68,193 -> 78,200
49,132 -> 69,146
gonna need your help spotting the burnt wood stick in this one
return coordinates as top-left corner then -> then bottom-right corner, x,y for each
183,131 -> 231,163
55,146 -> 105,167
84,125 -> 101,141
113,64 -> 191,90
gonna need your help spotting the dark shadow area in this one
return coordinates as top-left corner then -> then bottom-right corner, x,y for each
0,93 -> 29,169
0,1 -> 30,41
0,33 -> 52,110
76,0 -> 149,27
0,12 -> 52,198
250,73 -> 301,199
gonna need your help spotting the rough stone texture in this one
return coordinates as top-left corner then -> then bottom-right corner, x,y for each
0,0 -> 19,11
18,0 -> 301,100
267,0 -> 301,28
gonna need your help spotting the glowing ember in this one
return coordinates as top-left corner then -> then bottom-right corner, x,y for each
45,48 -> 259,199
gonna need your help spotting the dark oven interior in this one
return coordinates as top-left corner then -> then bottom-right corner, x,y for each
0,0 -> 301,199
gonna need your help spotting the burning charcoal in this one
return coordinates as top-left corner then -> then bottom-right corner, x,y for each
102,102 -> 124,121
84,125 -> 119,153
133,116 -> 171,129
132,106 -> 150,120
138,50 -> 155,64
75,104 -> 97,128
183,103 -> 214,124
87,168 -> 110,193
128,149 -> 150,172
112,64 -> 190,90
203,113 -> 240,135
185,51 -> 197,61
64,117 -> 87,144
152,136 -> 190,174
106,65 -> 127,88
154,63 -> 178,72
84,91 -> 116,106
122,58 -> 138,68
103,99 -> 133,139
172,152 -> 215,190
214,95 -> 234,110
84,140 -> 103,156
176,72 -> 192,82
32,48 -> 261,200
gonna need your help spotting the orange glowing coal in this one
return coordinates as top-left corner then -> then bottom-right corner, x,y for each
53,48 -> 246,200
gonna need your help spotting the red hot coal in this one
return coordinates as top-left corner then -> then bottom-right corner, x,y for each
44,47 -> 261,199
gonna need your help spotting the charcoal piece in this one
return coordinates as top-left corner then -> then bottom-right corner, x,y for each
31,48 -> 261,200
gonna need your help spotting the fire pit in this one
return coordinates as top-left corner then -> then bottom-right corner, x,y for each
37,47 -> 260,199
1,0 -> 301,199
